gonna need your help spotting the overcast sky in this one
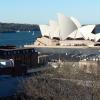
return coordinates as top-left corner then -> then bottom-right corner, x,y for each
0,0 -> 99,24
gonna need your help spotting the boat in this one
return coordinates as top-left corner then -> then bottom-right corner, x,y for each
16,30 -> 20,32
32,31 -> 35,36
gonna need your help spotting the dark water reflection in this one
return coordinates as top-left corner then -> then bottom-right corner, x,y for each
0,31 -> 41,47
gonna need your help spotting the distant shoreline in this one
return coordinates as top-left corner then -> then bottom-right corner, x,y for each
0,22 -> 40,33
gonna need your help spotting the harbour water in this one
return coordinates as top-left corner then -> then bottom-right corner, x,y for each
0,31 -> 41,47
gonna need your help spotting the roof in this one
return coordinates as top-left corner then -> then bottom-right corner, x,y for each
57,13 -> 78,40
39,13 -> 97,42
70,16 -> 81,28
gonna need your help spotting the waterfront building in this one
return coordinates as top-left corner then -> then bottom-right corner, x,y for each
24,13 -> 100,54
38,13 -> 96,42
0,46 -> 38,75
0,47 -> 38,67
78,61 -> 100,75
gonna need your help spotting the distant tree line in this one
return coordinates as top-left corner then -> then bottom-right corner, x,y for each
0,22 -> 40,33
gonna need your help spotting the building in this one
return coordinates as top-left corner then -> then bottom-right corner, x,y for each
79,61 -> 100,76
0,47 -> 38,67
38,13 -> 96,42
24,13 -> 100,54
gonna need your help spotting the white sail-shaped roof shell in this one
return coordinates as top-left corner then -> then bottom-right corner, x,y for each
67,25 -> 95,40
70,17 -> 81,28
49,20 -> 60,39
52,26 -> 60,38
88,33 -> 95,40
95,33 -> 100,42
57,13 -> 78,40
78,25 -> 95,40
39,25 -> 47,36
67,30 -> 84,39
39,25 -> 50,37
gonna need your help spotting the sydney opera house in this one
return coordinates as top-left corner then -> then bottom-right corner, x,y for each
24,13 -> 100,53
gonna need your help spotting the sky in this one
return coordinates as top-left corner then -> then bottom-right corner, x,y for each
0,0 -> 100,24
